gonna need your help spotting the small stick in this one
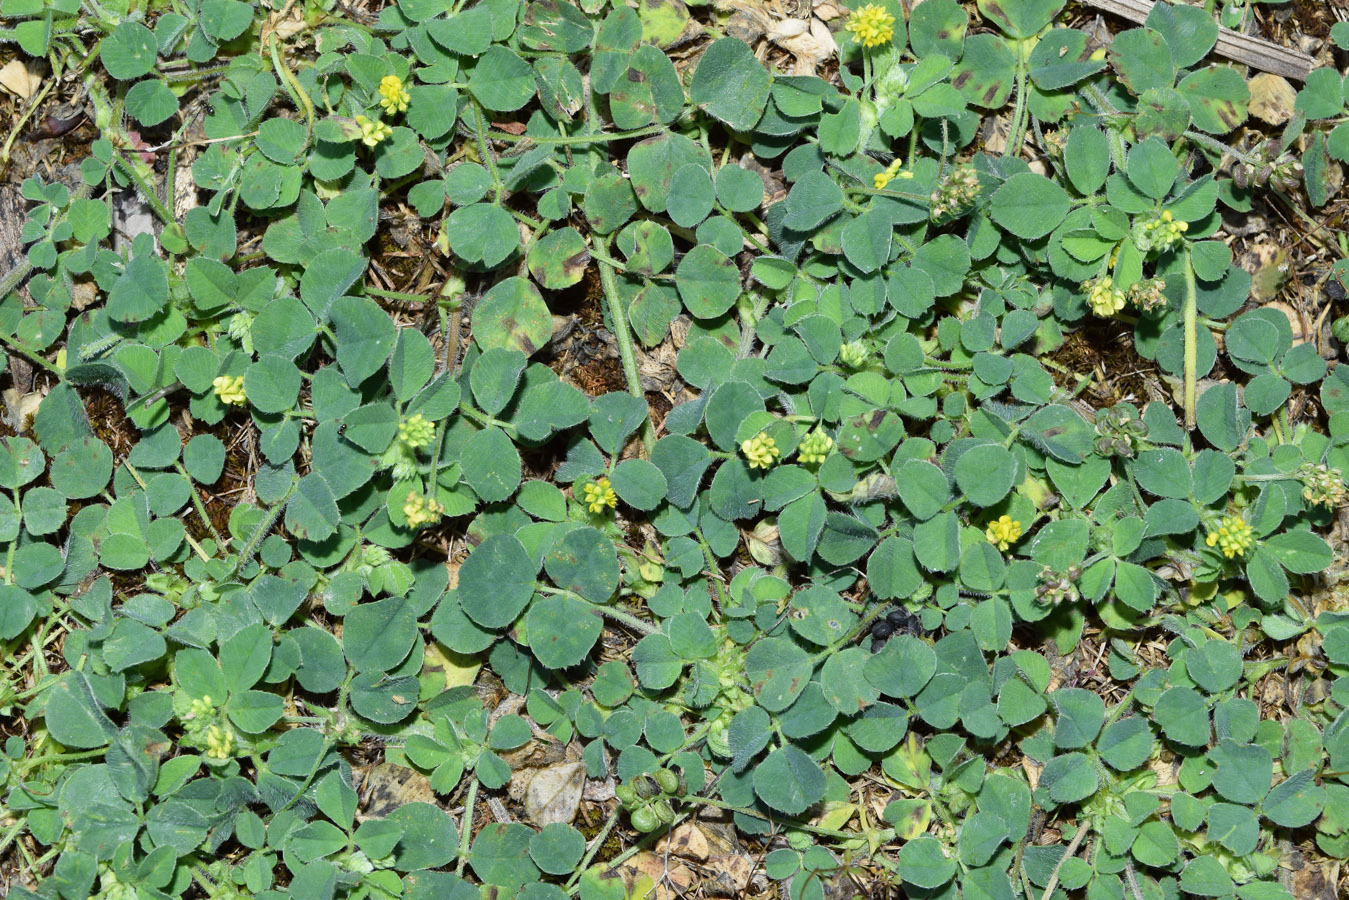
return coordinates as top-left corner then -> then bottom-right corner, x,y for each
1080,0 -> 1314,81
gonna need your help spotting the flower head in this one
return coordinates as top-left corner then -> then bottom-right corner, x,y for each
985,515 -> 1022,551
398,413 -> 435,449
1298,463 -> 1349,508
845,3 -> 897,49
1135,208 -> 1189,253
1085,276 -> 1126,318
840,340 -> 870,369
582,477 -> 618,514
403,491 -> 445,529
1205,515 -> 1255,559
354,115 -> 393,147
205,724 -> 234,761
1127,277 -> 1168,313
213,374 -> 246,406
797,429 -> 834,466
741,433 -> 780,470
929,166 -> 980,220
378,74 -> 410,115
873,158 -> 912,190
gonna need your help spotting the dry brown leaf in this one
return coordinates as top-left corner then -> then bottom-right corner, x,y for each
0,59 -> 41,101
358,764 -> 437,820
1248,73 -> 1297,125
769,17 -> 840,75
523,760 -> 586,826
655,822 -> 710,861
705,853 -> 755,896
615,850 -> 695,900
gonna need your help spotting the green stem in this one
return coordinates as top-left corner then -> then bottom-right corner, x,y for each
1182,248 -> 1198,429
111,150 -> 175,226
228,475 -> 298,576
471,102 -> 505,202
455,778 -> 478,876
565,808 -> 622,889
596,239 -> 653,453
487,123 -> 668,145
1004,58 -> 1029,158
175,461 -> 226,547
268,33 -> 315,148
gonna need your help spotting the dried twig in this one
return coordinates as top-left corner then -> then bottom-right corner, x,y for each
1080,0 -> 1315,81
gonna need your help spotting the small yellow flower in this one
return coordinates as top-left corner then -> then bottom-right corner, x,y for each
985,515 -> 1022,551
741,433 -> 780,471
1205,515 -> 1255,559
213,375 -> 246,406
205,724 -> 234,761
1086,276 -> 1126,318
873,158 -> 912,190
403,491 -> 445,529
377,74 -> 410,115
188,696 -> 214,720
398,413 -> 435,449
354,114 -> 393,147
845,3 -> 896,49
797,429 -> 834,466
582,477 -> 618,514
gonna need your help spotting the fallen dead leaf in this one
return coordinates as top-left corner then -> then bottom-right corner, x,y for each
522,759 -> 587,826
1248,73 -> 1297,126
705,853 -> 755,896
358,764 -> 437,820
0,59 -> 41,101
655,822 -> 710,861
615,850 -> 695,900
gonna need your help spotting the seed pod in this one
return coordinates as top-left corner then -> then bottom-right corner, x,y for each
615,783 -> 638,807
653,768 -> 679,795
652,798 -> 676,825
1232,166 -> 1248,189
871,620 -> 894,640
633,775 -> 661,800
630,807 -> 659,833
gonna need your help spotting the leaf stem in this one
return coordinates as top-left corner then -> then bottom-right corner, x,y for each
455,777 -> 477,876
1182,247 -> 1198,429
596,237 -> 653,454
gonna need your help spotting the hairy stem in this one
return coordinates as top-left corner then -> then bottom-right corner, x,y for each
596,238 -> 653,453
1182,247 -> 1198,429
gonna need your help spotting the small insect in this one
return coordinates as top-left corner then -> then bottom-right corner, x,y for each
870,607 -> 925,653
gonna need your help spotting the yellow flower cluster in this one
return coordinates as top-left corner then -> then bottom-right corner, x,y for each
582,477 -> 618,514
1139,209 -> 1189,252
398,413 -> 435,449
985,515 -> 1022,551
355,114 -> 393,147
874,157 -> 913,190
403,491 -> 445,528
741,433 -> 780,470
845,3 -> 896,49
213,374 -> 246,406
205,724 -> 234,761
378,74 -> 410,115
1206,515 -> 1255,559
188,695 -> 214,719
1085,276 -> 1126,318
797,429 -> 833,466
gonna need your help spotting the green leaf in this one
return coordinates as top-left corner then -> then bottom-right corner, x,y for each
544,526 -> 619,603
1153,686 -> 1210,747
899,835 -> 956,889
745,637 -> 812,712
526,594 -> 602,669
285,474 -> 341,543
124,79 -> 179,127
446,203 -> 520,267
468,47 -> 535,111
472,277 -> 553,356
461,426 -> 522,503
977,0 -> 1063,39
459,534 -> 538,629
527,228 -> 590,289
690,38 -> 770,132
989,172 -> 1070,239
1263,531 -> 1332,574
330,296 -> 396,387
102,21 -> 158,80
675,244 -> 741,319
753,746 -> 825,816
